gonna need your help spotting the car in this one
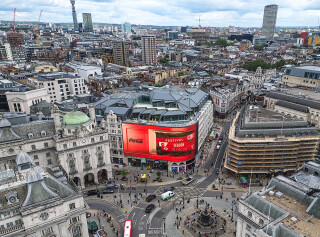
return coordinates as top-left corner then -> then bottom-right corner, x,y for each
216,145 -> 221,150
220,135 -> 224,140
102,188 -> 114,194
87,190 -> 100,196
146,194 -> 156,202
93,229 -> 107,237
145,204 -> 155,213
105,184 -> 118,189
182,177 -> 195,185
218,140 -> 222,145
164,186 -> 174,192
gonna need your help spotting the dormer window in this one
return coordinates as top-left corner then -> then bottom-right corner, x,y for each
41,130 -> 46,137
27,132 -> 34,139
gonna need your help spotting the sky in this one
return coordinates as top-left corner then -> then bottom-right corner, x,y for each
0,0 -> 320,27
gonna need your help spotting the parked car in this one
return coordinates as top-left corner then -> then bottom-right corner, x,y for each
87,190 -> 100,196
218,140 -> 222,145
216,145 -> 221,150
102,188 -> 114,194
105,184 -> 118,189
146,194 -> 156,202
93,229 -> 107,237
182,177 -> 195,185
164,186 -> 174,192
145,204 -> 155,213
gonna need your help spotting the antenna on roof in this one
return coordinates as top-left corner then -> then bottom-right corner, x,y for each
199,16 -> 201,29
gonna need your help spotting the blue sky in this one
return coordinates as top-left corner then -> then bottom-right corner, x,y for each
0,0 -> 320,27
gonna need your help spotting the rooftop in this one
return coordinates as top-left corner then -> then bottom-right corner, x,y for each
36,72 -> 79,81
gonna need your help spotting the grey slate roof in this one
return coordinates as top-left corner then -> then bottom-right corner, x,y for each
275,100 -> 309,113
266,92 -> 320,110
284,66 -> 320,79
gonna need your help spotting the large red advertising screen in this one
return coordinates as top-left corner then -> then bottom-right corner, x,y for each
122,123 -> 198,162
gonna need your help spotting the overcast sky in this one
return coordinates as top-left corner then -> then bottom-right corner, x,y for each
0,0 -> 320,27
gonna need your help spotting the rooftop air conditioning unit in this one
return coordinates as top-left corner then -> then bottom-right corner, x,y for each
269,191 -> 275,196
275,192 -> 283,198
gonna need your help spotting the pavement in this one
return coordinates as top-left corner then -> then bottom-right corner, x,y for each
85,107 -> 245,237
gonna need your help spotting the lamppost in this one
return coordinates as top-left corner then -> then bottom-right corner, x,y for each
145,179 -> 147,195
163,217 -> 166,233
196,192 -> 199,209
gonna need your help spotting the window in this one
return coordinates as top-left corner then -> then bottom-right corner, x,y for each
41,130 -> 46,136
13,103 -> 21,112
73,142 -> 77,147
42,227 -> 53,236
70,216 -> 80,224
246,224 -> 251,231
68,129 -> 72,133
34,155 -> 38,160
72,225 -> 82,237
46,152 -> 51,157
248,211 -> 252,218
44,142 -> 49,148
28,133 -> 34,139
47,159 -> 52,165
63,144 -> 67,149
31,145 -> 36,150
4,212 -> 11,218
83,156 -> 90,170
6,222 -> 14,228
245,234 -> 251,237
100,136 -> 103,141
35,162 -> 40,166
0,225 -> 4,230
69,203 -> 76,210
91,138 -> 95,143
259,218 -> 264,225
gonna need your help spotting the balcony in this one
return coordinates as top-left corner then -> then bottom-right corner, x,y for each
69,170 -> 78,175
97,162 -> 105,167
0,224 -> 24,235
83,166 -> 92,172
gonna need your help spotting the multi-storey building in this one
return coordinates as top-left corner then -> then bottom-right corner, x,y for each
82,13 -> 93,32
237,161 -> 320,237
191,28 -> 209,43
7,33 -> 25,60
264,91 -> 320,130
0,152 -> 89,237
0,104 -> 112,189
281,66 -> 320,88
95,87 -> 213,172
261,4 -> 278,40
6,88 -> 50,114
112,41 -> 129,67
28,73 -> 88,103
225,106 -> 319,175
141,35 -> 156,65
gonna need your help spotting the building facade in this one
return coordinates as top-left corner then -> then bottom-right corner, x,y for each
141,35 -> 156,65
7,33 -> 25,60
237,161 -> 320,237
82,13 -> 93,32
28,73 -> 88,103
0,151 -> 89,237
225,106 -> 319,175
121,22 -> 131,33
6,88 -> 50,114
112,41 -> 129,67
261,4 -> 278,40
281,66 -> 320,88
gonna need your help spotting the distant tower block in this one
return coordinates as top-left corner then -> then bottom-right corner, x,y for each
70,0 -> 79,31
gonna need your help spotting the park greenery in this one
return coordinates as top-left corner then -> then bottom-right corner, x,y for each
214,38 -> 234,47
242,59 -> 297,71
159,57 -> 170,64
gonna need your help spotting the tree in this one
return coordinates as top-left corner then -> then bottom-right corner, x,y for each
253,45 -> 264,51
160,58 -> 170,64
214,38 -> 228,47
120,169 -> 127,177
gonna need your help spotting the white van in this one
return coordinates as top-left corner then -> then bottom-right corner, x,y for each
161,191 -> 175,200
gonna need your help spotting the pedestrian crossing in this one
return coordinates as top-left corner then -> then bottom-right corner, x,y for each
153,186 -> 207,199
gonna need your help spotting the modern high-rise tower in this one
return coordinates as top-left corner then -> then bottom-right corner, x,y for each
141,35 -> 156,65
82,13 -> 93,32
70,0 -> 79,31
261,4 -> 278,41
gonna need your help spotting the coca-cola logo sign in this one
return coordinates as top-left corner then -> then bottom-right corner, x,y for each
129,138 -> 143,143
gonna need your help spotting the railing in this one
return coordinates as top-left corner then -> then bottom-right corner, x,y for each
69,170 -> 78,175
97,162 -> 105,167
83,166 -> 92,171
0,224 -> 24,235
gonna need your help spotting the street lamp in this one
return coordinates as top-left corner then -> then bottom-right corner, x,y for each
196,192 -> 199,209
163,217 -> 166,232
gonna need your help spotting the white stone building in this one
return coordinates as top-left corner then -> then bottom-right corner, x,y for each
0,104 -> 112,189
6,88 -> 50,114
0,152 -> 89,237
66,62 -> 102,82
27,73 -> 88,103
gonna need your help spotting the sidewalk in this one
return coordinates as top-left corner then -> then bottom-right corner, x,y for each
87,209 -> 121,237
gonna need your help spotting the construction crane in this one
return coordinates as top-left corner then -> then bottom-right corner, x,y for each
10,8 -> 16,32
33,10 -> 42,47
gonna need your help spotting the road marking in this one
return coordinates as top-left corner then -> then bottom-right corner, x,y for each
196,177 -> 206,183
147,207 -> 161,224
141,214 -> 146,220
132,213 -> 135,219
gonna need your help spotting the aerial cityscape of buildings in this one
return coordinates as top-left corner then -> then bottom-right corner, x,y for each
0,1 -> 319,237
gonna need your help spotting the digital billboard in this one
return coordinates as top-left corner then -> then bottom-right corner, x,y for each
122,123 -> 198,162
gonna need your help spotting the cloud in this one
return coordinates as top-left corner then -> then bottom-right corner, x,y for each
0,0 -> 319,26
